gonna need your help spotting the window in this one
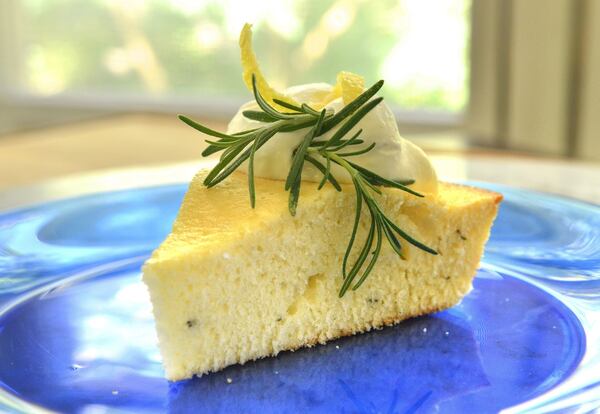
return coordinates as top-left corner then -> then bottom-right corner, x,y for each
1,0 -> 470,122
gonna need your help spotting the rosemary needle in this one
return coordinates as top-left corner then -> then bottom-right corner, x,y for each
179,74 -> 437,296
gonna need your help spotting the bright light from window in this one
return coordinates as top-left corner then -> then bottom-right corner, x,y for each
194,22 -> 223,52
16,0 -> 470,111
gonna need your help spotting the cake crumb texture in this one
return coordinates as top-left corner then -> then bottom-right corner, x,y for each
143,170 -> 501,381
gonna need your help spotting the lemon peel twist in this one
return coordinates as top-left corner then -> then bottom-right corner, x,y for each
240,23 -> 299,111
314,71 -> 366,109
240,23 -> 365,111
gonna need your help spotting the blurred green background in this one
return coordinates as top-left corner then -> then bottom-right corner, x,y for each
18,0 -> 469,112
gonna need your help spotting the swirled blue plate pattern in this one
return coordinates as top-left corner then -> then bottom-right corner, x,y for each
0,181 -> 598,413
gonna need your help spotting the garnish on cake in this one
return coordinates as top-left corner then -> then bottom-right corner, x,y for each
179,24 -> 437,297
142,23 -> 502,381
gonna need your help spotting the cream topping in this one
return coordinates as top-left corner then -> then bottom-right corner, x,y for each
227,83 -> 438,194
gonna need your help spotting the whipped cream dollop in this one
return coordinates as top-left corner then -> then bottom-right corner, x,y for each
227,83 -> 438,194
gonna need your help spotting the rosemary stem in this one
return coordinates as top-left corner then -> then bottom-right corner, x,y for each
179,77 -> 437,296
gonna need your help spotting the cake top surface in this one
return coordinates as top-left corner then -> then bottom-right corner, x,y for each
146,169 -> 500,265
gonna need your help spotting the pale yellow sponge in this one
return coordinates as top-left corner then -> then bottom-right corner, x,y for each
142,170 -> 501,381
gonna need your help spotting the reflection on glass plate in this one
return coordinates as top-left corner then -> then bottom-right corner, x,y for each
0,181 -> 598,413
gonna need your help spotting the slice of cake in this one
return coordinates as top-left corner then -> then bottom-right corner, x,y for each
143,23 -> 502,381
143,170 -> 501,381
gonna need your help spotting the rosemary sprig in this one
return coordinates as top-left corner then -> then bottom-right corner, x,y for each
179,74 -> 437,296
307,150 -> 438,296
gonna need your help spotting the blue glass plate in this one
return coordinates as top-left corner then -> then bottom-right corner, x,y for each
0,180 -> 598,413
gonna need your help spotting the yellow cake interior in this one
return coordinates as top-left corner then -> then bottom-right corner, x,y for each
142,169 -> 501,381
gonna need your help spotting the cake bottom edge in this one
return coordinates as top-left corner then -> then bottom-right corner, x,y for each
167,294 -> 466,382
